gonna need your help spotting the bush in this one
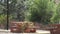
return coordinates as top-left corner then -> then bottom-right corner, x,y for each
25,0 -> 58,24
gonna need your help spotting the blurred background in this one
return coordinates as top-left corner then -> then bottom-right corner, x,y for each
0,0 -> 60,30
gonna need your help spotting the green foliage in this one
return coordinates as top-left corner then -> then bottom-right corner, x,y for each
0,14 -> 12,24
9,0 -> 25,21
0,14 -> 7,24
51,3 -> 60,23
25,0 -> 58,24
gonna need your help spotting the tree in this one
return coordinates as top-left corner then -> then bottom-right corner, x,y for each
51,3 -> 60,24
0,0 -> 26,29
25,0 -> 57,24
8,0 -> 26,21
